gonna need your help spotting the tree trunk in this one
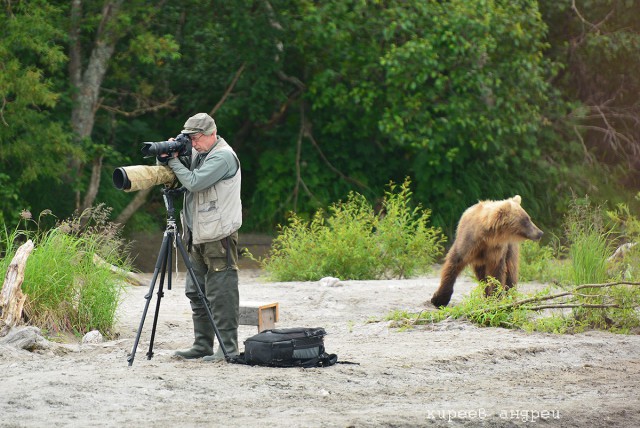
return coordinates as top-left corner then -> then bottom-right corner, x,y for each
114,187 -> 153,225
81,155 -> 104,214
69,0 -> 124,212
0,240 -> 34,337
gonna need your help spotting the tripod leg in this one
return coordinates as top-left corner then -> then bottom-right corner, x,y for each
174,233 -> 229,360
146,232 -> 171,360
167,236 -> 173,291
127,232 -> 172,366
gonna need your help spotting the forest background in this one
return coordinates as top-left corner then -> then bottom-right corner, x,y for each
1,0 -> 639,243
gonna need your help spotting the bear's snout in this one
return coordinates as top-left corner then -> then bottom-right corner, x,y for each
528,226 -> 544,241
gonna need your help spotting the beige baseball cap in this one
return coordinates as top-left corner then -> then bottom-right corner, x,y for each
181,113 -> 217,135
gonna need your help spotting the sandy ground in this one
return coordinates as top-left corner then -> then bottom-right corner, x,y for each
1,268 -> 640,428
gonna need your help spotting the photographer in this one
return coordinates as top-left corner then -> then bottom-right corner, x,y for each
161,112 -> 242,361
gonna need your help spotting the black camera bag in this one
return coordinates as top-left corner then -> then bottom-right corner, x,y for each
232,327 -> 337,368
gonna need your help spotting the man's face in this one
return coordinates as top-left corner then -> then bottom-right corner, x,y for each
190,132 -> 215,152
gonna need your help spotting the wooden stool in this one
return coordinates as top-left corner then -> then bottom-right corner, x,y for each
239,301 -> 279,332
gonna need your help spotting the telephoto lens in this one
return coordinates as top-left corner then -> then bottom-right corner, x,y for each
112,165 -> 176,192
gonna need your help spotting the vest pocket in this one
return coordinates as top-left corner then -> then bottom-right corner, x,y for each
198,186 -> 218,208
196,209 -> 222,241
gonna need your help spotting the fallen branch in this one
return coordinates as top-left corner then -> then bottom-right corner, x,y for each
92,254 -> 145,286
402,281 -> 640,331
521,303 -> 621,311
572,281 -> 640,289
484,281 -> 640,313
0,240 -> 34,336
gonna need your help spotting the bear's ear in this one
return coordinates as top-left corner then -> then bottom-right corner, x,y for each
512,195 -> 522,205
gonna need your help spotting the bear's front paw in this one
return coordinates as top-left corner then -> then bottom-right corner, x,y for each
430,293 -> 451,308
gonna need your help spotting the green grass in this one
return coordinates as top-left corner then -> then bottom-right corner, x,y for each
564,196 -> 612,285
519,239 -> 565,283
0,205 -> 131,338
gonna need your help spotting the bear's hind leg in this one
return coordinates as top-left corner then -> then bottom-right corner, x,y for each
431,249 -> 466,307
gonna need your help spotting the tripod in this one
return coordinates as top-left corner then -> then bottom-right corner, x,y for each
127,187 -> 228,366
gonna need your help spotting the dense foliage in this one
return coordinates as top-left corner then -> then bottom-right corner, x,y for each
1,0 -> 638,241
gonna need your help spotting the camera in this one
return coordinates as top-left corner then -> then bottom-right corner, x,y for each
112,133 -> 192,192
141,133 -> 192,158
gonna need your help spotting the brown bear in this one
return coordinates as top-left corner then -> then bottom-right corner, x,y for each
430,195 -> 543,307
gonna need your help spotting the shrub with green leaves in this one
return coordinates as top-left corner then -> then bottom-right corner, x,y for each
262,178 -> 446,281
0,206 -> 130,338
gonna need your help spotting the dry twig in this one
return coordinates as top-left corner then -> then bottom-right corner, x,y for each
522,303 -> 620,311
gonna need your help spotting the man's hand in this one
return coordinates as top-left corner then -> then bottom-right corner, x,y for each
157,137 -> 180,164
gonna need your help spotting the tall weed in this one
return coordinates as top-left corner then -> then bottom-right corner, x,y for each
564,196 -> 612,285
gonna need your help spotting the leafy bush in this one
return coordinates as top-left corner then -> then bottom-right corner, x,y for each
0,206 -> 131,338
262,178 -> 446,281
374,180 -> 447,279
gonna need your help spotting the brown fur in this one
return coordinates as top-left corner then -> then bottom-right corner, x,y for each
430,195 -> 543,307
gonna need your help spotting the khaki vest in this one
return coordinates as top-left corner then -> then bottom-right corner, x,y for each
190,139 -> 242,244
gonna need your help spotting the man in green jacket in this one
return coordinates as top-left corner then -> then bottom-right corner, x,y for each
164,112 -> 242,361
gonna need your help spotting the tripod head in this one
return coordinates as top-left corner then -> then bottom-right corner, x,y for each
161,187 -> 186,222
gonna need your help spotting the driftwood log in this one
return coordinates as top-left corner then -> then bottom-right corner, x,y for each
0,326 -> 51,352
0,240 -> 34,337
92,253 -> 145,286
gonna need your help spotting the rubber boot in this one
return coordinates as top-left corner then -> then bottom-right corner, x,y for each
174,318 -> 214,359
202,328 -> 238,362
